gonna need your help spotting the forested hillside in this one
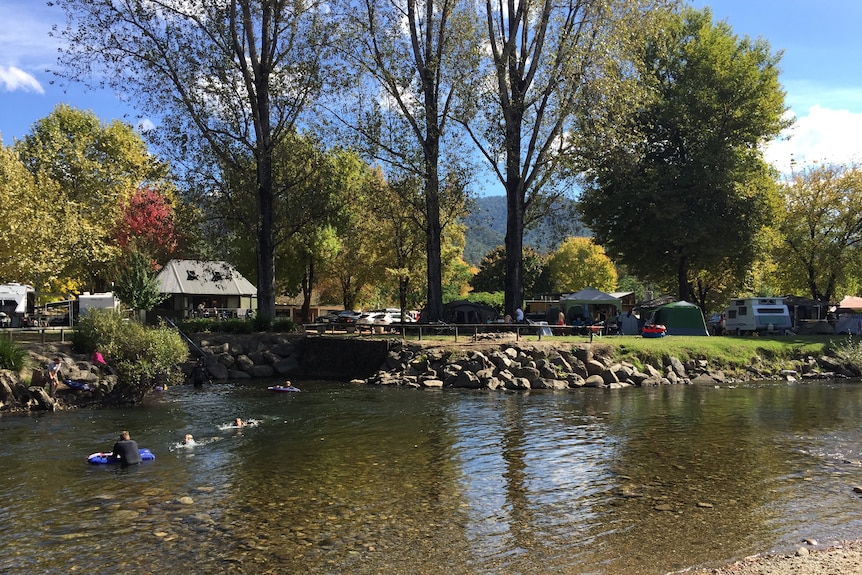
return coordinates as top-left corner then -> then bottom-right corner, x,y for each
463,196 -> 589,265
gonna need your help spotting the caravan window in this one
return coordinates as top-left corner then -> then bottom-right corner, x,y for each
727,310 -> 737,319
737,307 -> 748,316
758,307 -> 786,314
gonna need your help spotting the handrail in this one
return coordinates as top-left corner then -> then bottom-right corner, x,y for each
162,316 -> 207,357
302,321 -> 583,342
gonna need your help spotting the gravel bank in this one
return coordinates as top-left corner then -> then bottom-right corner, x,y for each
680,540 -> 862,574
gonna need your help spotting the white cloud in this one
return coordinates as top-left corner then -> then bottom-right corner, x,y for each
0,66 -> 44,94
765,105 -> 862,173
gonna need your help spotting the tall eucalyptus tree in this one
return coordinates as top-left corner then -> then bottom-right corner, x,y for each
331,0 -> 479,321
52,0 -> 332,320
461,0 -> 668,317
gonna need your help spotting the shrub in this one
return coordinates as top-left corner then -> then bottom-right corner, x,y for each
827,337 -> 862,374
272,317 -> 296,332
0,338 -> 28,372
75,311 -> 189,403
252,315 -> 272,332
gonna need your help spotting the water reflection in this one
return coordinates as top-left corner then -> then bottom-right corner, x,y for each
3,381 -> 862,574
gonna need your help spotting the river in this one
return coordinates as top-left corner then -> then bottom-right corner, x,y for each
3,379 -> 862,575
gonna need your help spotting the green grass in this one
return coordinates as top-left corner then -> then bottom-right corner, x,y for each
601,334 -> 828,375
376,329 -> 838,376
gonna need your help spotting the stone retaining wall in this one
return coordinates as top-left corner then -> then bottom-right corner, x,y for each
356,338 -> 855,390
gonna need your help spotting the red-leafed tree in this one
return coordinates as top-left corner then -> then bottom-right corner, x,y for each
117,187 -> 180,262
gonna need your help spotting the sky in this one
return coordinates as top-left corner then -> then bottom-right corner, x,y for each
2,1 -> 862,175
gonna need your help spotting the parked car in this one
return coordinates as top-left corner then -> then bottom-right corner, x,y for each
335,310 -> 362,324
318,311 -> 340,323
356,312 -> 381,326
372,312 -> 395,326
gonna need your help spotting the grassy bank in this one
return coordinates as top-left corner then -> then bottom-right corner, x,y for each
598,334 -> 832,376
388,331 -> 850,379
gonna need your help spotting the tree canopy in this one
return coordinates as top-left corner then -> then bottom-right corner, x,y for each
772,164 -> 862,302
12,105 -> 171,297
577,7 -> 787,309
546,237 -> 617,294
53,0 -> 332,319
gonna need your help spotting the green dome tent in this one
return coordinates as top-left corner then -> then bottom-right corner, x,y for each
650,301 -> 709,336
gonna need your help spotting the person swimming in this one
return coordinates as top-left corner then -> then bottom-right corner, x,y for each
182,434 -> 196,445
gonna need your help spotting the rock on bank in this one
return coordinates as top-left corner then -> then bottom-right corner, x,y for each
358,339 -> 736,390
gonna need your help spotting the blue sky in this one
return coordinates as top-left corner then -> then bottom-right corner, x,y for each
2,1 -> 861,175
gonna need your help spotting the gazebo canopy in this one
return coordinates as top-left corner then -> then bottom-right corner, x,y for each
560,288 -> 622,309
838,296 -> 862,311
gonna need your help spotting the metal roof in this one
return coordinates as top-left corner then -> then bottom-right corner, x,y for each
156,260 -> 257,296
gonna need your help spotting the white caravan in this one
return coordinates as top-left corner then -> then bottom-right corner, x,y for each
723,297 -> 792,334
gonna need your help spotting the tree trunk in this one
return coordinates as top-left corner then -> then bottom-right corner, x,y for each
677,256 -> 689,302
503,109 -> 525,317
300,256 -> 314,324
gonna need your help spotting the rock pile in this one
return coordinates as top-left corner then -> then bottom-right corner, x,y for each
0,349 -> 116,412
358,341 -> 809,390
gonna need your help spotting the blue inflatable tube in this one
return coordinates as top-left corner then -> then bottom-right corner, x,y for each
268,385 -> 301,393
88,448 -> 155,465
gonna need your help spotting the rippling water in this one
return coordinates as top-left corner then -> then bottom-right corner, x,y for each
3,380 -> 862,574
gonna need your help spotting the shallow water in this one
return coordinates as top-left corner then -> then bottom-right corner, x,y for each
3,380 -> 862,574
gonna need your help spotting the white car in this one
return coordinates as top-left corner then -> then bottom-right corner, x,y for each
356,312 -> 382,326
372,312 -> 395,326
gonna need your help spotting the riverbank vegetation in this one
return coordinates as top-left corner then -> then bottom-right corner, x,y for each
73,310 -> 187,402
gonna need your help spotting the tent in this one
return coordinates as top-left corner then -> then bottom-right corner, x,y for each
559,288 -> 621,323
649,301 -> 709,336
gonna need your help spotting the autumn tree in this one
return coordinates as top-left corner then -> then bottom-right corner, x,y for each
364,173 -> 429,320
14,105 -> 167,294
117,187 -> 182,263
577,7 -> 787,309
53,0 -> 331,320
0,141 -> 71,301
546,237 -> 617,294
772,164 -> 862,303
460,0 -> 666,319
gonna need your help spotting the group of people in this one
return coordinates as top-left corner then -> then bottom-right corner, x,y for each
46,349 -> 113,396
110,417 -> 252,465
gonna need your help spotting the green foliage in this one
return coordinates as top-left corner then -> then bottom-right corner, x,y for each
772,164 -> 862,302
577,6 -> 787,304
74,310 -> 188,402
470,245 -> 550,296
0,338 -> 28,372
113,250 -> 169,312
826,337 -> 862,374
252,315 -> 273,333
463,291 -> 505,311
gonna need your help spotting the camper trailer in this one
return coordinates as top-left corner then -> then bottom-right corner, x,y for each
0,283 -> 35,327
723,297 -> 792,334
78,292 -> 119,316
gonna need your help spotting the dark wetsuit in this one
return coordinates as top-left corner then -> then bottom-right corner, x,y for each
111,439 -> 142,465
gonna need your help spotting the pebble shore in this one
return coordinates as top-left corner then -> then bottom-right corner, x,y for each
679,540 -> 862,574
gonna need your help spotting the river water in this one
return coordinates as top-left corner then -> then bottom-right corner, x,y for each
3,379 -> 862,575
